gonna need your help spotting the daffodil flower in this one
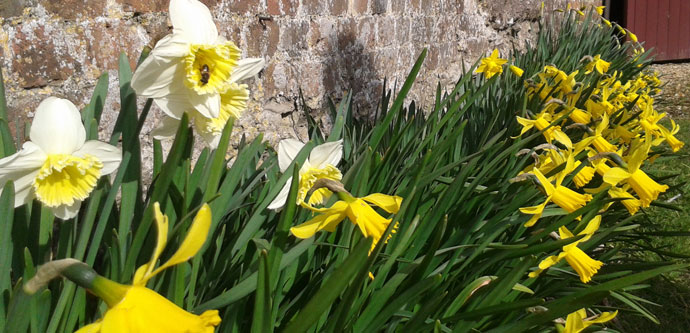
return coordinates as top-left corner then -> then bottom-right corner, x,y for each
562,308 -> 617,333
0,97 -> 122,220
509,65 -> 524,77
75,203 -> 219,332
268,139 -> 343,210
516,112 -> 573,149
603,142 -> 668,207
529,216 -> 603,283
476,49 -> 508,79
586,113 -> 618,153
584,54 -> 611,74
291,188 -> 402,253
131,0 -> 264,121
519,157 -> 592,227
152,83 -> 250,148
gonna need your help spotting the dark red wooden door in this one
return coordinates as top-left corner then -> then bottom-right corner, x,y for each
626,0 -> 690,61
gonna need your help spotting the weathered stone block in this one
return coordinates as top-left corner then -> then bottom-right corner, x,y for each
10,26 -> 75,88
42,0 -> 106,19
267,0 -> 298,16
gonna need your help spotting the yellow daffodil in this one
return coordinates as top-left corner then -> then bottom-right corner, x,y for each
562,308 -> 617,333
76,203 -> 220,332
291,186 -> 402,253
594,6 -> 606,16
476,49 -> 508,79
608,187 -> 641,215
268,139 -> 344,210
627,29 -> 638,43
588,114 -> 618,153
24,203 -> 220,332
509,65 -> 524,77
603,142 -> 668,207
585,55 -> 611,74
519,156 -> 593,227
516,112 -> 573,149
131,0 -> 264,121
529,216 -> 603,283
0,97 -> 122,220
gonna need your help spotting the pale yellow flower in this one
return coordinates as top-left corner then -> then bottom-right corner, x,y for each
0,97 -> 121,219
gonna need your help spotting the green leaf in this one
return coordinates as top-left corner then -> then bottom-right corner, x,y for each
283,237 -> 372,333
252,250 -> 272,333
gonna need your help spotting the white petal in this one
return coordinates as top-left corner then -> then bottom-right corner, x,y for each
170,0 -> 218,45
30,97 -> 86,154
74,141 -> 122,175
189,92 -> 220,119
267,180 -> 291,210
151,116 -> 183,140
197,127 -> 221,149
277,139 -> 305,173
52,201 -> 82,220
150,33 -> 189,57
309,140 -> 343,168
131,36 -> 187,98
230,58 -> 265,83
11,170 -> 38,207
0,142 -> 44,207
0,142 -> 46,178
154,94 -> 193,119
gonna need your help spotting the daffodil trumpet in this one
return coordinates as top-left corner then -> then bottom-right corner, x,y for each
268,139 -> 344,210
25,203 -> 221,332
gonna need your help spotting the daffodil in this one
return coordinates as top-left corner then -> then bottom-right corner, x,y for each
584,55 -> 611,74
509,65 -> 524,77
152,83 -> 250,148
291,185 -> 402,253
476,49 -> 508,79
529,216 -> 603,283
516,112 -> 573,149
562,308 -> 617,333
268,139 -> 343,210
24,203 -> 220,332
603,142 -> 668,207
519,158 -> 592,227
0,97 -> 121,220
131,0 -> 264,121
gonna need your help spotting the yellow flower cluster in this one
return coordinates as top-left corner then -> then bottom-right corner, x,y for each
515,52 -> 683,284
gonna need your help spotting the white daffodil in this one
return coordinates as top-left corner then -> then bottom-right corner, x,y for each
151,82 -> 249,149
0,97 -> 122,220
268,139 -> 343,210
131,0 -> 264,121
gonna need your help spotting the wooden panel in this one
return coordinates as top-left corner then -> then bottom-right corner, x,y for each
624,0 -> 690,61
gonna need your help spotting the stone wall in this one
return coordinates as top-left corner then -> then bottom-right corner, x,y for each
0,0 -> 598,148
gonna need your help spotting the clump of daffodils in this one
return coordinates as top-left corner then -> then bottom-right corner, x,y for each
512,10 -> 683,284
0,97 -> 122,219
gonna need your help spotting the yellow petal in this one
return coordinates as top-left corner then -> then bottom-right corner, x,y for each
564,309 -> 587,333
580,215 -> 601,236
150,204 -> 212,277
587,310 -> 618,325
74,321 -> 102,333
133,202 -> 169,285
603,167 -> 631,186
290,208 -> 346,239
361,193 -> 402,213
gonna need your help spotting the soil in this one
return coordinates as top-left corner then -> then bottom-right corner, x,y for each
651,62 -> 690,119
